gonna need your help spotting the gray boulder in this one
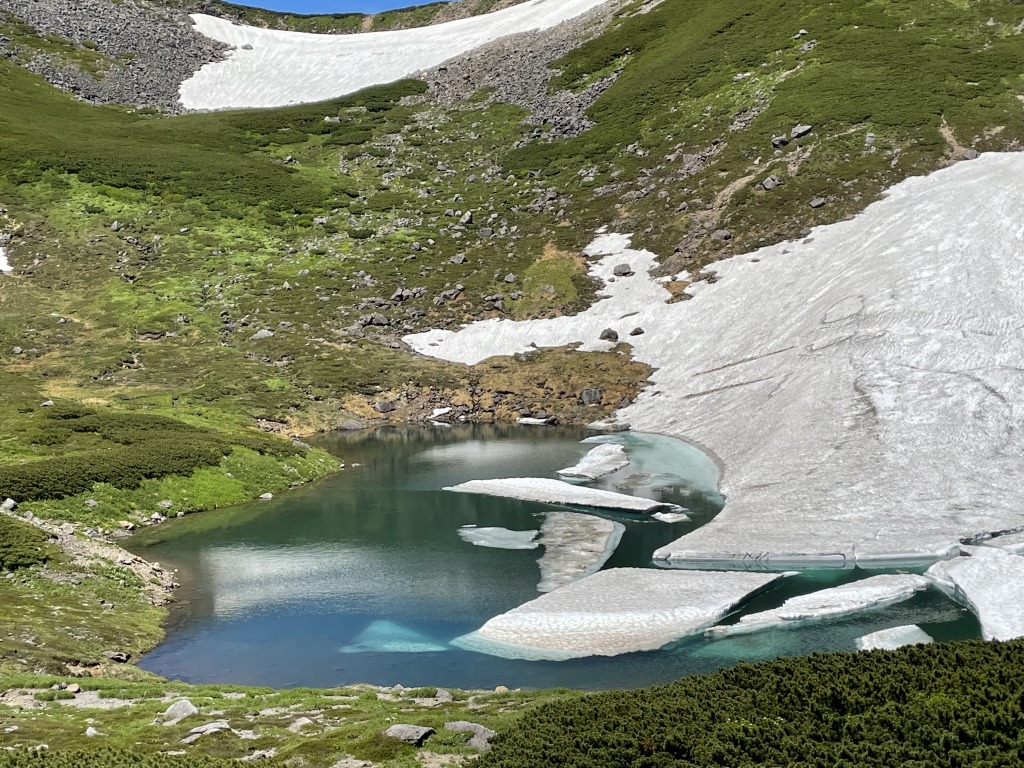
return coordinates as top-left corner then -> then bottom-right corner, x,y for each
612,263 -> 633,277
629,327 -> 645,336
249,329 -> 274,341
791,123 -> 813,139
711,229 -> 732,241
771,135 -> 789,148
383,724 -> 434,746
0,498 -> 16,512
445,721 -> 497,751
163,698 -> 198,726
340,420 -> 365,431
809,197 -> 827,209
579,387 -> 603,405
599,328 -> 619,342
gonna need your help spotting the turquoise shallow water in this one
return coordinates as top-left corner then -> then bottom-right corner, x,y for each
131,425 -> 979,690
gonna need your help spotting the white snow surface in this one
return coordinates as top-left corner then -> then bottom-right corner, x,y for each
556,443 -> 629,480
856,624 -> 933,651
925,546 -> 1024,640
444,477 -> 675,513
407,154 -> 1024,568
457,526 -> 539,550
454,567 -> 784,659
0,246 -> 10,273
536,511 -> 623,591
980,531 -> 1024,555
181,0 -> 611,110
706,574 -> 930,638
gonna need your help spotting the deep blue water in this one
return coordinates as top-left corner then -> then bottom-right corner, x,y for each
131,425 -> 979,691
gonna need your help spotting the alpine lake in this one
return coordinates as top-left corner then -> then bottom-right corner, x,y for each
129,425 -> 979,691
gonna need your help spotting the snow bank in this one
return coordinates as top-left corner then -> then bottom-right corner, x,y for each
0,245 -> 10,273
856,624 -> 933,651
536,511 -> 623,591
457,526 -> 539,550
408,154 -> 1024,568
181,0 -> 611,110
980,531 -> 1024,555
556,443 -> 629,481
925,546 -> 1024,640
453,567 -> 784,659
705,574 -> 929,638
444,477 -> 676,513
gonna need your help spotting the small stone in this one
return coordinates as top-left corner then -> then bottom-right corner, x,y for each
118,520 -> 135,531
158,500 -> 173,509
66,684 -> 81,694
12,346 -> 22,355
85,726 -> 102,737
809,197 -> 827,209
711,229 -> 732,241
0,498 -> 15,512
450,254 -> 466,264
374,401 -> 397,414
599,328 -> 619,342
250,329 -> 274,341
503,273 -> 517,283
445,721 -> 497,751
103,651 -> 130,663
84,499 -> 98,509
963,149 -> 979,160
771,135 -> 789,149
383,724 -> 434,746
612,263 -> 633,277
865,133 -> 876,146
762,175 -> 782,191
40,400 -> 54,407
340,420 -> 365,431
629,327 -> 645,336
494,685 -> 509,693
287,716 -> 314,733
258,493 -> 273,500
580,387 -> 603,405
240,43 -> 253,50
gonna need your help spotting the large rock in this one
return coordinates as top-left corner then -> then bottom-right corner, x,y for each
383,724 -> 434,746
163,698 -> 198,726
445,721 -> 496,750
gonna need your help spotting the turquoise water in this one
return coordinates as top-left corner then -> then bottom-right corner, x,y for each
131,425 -> 979,690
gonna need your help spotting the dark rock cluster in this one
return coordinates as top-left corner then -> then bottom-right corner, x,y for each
0,0 -> 225,110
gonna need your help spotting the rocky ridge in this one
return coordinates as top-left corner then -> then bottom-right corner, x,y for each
0,0 -> 226,110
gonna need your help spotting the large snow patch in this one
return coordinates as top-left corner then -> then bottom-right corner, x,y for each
181,0 -> 612,109
408,154 -> 1024,568
453,567 -> 784,659
925,546 -> 1024,640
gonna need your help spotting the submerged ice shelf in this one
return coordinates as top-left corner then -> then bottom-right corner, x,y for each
557,443 -> 629,481
180,0 -> 610,109
705,574 -> 930,639
536,511 -> 624,592
407,155 -> 1024,568
457,526 -> 539,550
454,568 -> 785,660
444,477 -> 676,513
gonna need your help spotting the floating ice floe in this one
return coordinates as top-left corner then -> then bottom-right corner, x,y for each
652,511 -> 690,523
408,155 -> 1024,568
340,620 -> 448,654
556,443 -> 629,481
444,477 -> 676,513
856,624 -> 933,651
453,567 -> 785,660
180,0 -> 612,110
705,574 -> 930,639
457,526 -> 539,550
536,511 -> 624,592
925,546 -> 1024,640
979,531 -> 1024,555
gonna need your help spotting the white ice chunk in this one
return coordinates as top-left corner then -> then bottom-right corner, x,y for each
925,546 -> 1024,640
408,155 -> 1024,567
516,417 -> 553,425
0,246 -> 10,273
181,0 -> 611,110
556,443 -> 629,481
536,511 -> 624,592
444,477 -> 675,513
453,568 -> 784,660
340,620 -> 448,654
457,526 -> 539,550
856,624 -> 933,651
980,530 -> 1024,555
706,574 -> 929,638
652,511 -> 691,523
430,407 -> 452,419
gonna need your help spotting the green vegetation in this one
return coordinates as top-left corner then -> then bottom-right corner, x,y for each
0,751 -> 237,767
0,516 -> 57,570
481,640 -> 1024,767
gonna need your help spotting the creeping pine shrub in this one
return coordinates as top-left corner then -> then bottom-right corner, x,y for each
0,407 -> 301,502
0,749 -> 238,767
0,516 -> 55,570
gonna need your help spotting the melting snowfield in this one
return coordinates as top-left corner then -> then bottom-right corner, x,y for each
180,0 -> 611,109
407,154 -> 1024,571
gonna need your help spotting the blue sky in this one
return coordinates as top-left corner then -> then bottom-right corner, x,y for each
231,0 -> 448,13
